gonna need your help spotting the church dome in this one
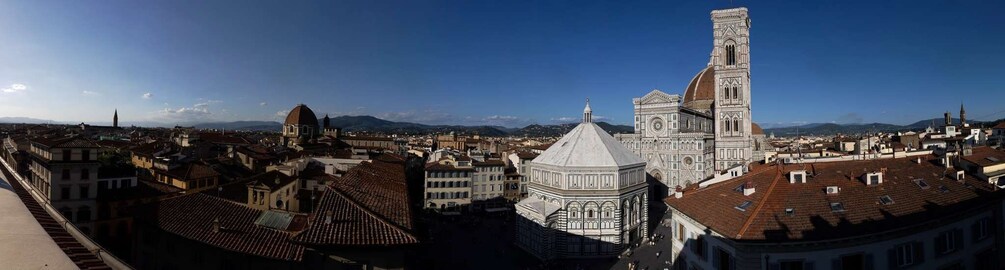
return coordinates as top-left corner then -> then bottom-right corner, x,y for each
751,122 -> 764,135
284,104 -> 320,127
532,123 -> 645,168
683,66 -> 715,112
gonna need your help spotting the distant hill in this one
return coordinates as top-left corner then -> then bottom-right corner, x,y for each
511,122 -> 634,137
193,121 -> 282,131
142,115 -> 634,137
0,117 -> 62,124
328,115 -> 511,136
761,118 -> 992,137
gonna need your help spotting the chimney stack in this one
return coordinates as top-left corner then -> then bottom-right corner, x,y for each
673,186 -> 683,199
742,181 -> 756,196
324,210 -> 334,224
212,218 -> 220,233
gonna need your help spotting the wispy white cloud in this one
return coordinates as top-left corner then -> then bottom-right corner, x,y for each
82,90 -> 100,96
155,106 -> 212,122
193,99 -> 222,109
142,92 -> 153,99
2,83 -> 27,93
260,102 -> 267,106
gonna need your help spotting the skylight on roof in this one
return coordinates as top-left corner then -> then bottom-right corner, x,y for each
830,202 -> 845,212
938,185 -> 950,193
784,208 -> 795,216
735,201 -> 753,211
914,179 -> 930,189
986,157 -> 999,162
879,195 -> 894,205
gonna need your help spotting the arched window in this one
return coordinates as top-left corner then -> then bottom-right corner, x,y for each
734,119 -> 740,134
726,44 -> 736,65
588,209 -> 594,218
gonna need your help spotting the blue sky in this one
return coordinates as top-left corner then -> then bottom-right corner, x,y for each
1,1 -> 1003,128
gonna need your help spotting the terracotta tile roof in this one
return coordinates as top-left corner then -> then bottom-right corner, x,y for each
666,156 -> 1003,242
992,122 -> 1005,129
291,188 -> 418,246
94,139 -> 133,149
473,160 -> 506,167
135,193 -> 305,261
516,152 -> 539,159
329,161 -> 412,229
344,135 -> 394,142
425,163 -> 475,172
235,145 -> 276,160
198,133 -> 250,145
960,146 -> 1005,167
292,160 -> 418,246
31,136 -> 99,149
751,122 -> 764,135
283,104 -> 319,127
683,65 -> 715,103
162,163 -> 221,180
247,171 -> 297,191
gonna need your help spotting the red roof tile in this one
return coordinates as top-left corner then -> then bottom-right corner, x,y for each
960,147 -> 1005,167
292,160 -> 418,246
667,156 -> 1003,242
135,193 -> 305,261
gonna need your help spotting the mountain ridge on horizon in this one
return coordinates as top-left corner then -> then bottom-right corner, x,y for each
3,115 -> 1002,137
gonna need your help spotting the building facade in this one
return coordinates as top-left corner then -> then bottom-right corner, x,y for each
515,101 -> 649,260
28,136 -> 101,234
472,160 -> 506,208
616,8 -> 758,196
423,158 -> 474,211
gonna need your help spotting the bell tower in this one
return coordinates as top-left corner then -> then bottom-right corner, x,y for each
711,7 -> 753,172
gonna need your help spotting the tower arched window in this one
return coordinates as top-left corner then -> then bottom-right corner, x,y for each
725,44 -> 736,66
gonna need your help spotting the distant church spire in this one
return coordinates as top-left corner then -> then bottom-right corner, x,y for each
113,109 -> 119,128
323,114 -> 330,128
960,102 -> 967,126
583,98 -> 592,123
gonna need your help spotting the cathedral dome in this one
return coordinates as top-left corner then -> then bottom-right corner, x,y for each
683,65 -> 715,112
751,122 -> 764,135
284,104 -> 320,127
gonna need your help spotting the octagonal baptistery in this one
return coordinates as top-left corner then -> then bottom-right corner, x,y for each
515,100 -> 649,260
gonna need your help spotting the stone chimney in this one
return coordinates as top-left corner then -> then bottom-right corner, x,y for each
673,185 -> 683,199
212,217 -> 220,233
324,210 -> 334,224
742,181 -> 755,196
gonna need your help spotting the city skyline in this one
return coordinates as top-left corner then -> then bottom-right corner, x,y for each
2,1 -> 1005,128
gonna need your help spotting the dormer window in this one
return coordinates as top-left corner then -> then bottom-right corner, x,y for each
954,170 -> 965,181
863,172 -> 883,186
789,170 -> 807,184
